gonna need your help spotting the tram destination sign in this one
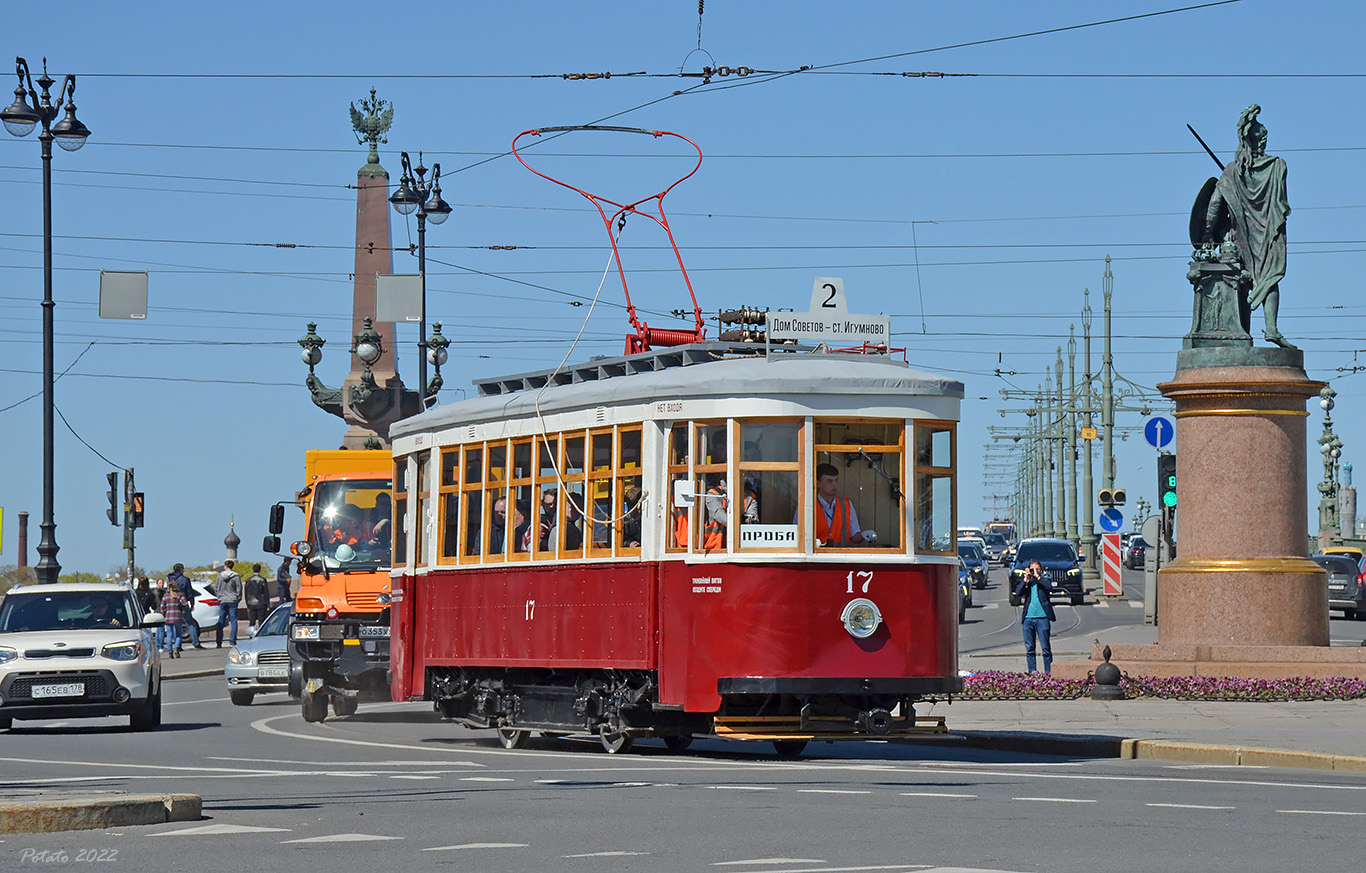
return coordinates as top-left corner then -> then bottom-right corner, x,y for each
767,277 -> 891,345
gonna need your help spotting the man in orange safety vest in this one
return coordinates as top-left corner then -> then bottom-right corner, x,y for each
814,463 -> 876,546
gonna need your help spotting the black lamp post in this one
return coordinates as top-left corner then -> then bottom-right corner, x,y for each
2,57 -> 91,584
388,151 -> 450,408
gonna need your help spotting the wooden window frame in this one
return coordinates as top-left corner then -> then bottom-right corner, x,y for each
436,447 -> 462,565
913,420 -> 956,556
811,418 -> 906,552
735,418 -> 805,554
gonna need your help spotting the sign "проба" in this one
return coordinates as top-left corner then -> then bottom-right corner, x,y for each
767,278 -> 891,344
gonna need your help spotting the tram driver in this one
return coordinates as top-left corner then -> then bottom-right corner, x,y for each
812,463 -> 876,546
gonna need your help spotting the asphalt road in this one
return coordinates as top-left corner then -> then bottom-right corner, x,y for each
4,671 -> 1366,873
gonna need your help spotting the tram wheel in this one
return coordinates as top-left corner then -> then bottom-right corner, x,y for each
772,739 -> 808,758
600,730 -> 634,754
662,735 -> 694,753
496,728 -> 531,750
331,695 -> 358,717
301,690 -> 327,723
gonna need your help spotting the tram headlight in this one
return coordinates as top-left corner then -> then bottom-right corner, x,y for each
840,598 -> 883,639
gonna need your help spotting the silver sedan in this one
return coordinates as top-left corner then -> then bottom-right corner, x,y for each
225,602 -> 292,705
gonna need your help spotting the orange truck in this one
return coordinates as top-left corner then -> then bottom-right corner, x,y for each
264,450 -> 393,722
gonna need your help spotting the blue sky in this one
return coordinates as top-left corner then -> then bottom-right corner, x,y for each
3,1 -> 1363,574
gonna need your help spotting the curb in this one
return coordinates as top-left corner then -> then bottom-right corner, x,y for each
163,669 -> 224,681
0,794 -> 201,834
904,731 -> 1366,772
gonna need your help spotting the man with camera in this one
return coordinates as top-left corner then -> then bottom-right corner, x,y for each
1013,559 -> 1057,674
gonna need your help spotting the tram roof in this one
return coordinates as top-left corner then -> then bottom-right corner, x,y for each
392,342 -> 963,438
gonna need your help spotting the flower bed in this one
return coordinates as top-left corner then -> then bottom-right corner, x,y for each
957,670 -> 1366,701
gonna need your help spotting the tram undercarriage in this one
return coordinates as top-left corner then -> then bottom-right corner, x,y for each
425,666 -> 953,755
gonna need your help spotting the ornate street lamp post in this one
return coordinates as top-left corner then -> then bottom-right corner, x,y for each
389,151 -> 451,408
1317,385 -> 1343,540
2,57 -> 91,584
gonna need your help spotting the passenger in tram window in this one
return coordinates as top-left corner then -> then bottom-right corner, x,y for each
562,494 -> 585,551
622,486 -> 643,548
513,500 -> 532,553
813,463 -> 877,546
702,474 -> 731,550
741,440 -> 762,503
537,489 -> 559,551
488,497 -> 508,554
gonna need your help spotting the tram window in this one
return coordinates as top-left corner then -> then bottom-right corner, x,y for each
587,429 -> 614,555
616,427 -> 643,553
439,449 -> 461,562
666,424 -> 690,552
415,452 -> 431,566
393,458 -> 408,566
485,489 -> 509,555
737,421 -> 801,550
694,422 -> 728,551
564,434 -> 585,477
512,439 -> 533,480
562,486 -> 587,557
914,423 -> 955,553
460,445 -> 483,561
813,421 -> 904,550
534,485 -> 559,557
512,486 -> 533,553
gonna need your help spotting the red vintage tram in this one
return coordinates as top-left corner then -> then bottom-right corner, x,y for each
387,342 -> 963,754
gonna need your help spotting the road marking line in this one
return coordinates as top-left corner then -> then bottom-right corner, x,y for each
713,860 -> 825,867
1146,803 -> 1234,810
797,789 -> 871,795
1012,797 -> 1096,803
710,866 -> 927,873
151,824 -> 291,836
1276,809 -> 1366,816
982,602 -> 1000,610
710,785 -> 778,791
899,792 -> 976,798
566,851 -> 651,858
1129,600 -> 1145,608
461,777 -> 515,782
282,833 -> 403,843
425,842 -> 528,851
1093,601 -> 1110,608
389,775 -> 441,780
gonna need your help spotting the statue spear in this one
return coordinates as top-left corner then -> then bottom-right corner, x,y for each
1186,123 -> 1225,171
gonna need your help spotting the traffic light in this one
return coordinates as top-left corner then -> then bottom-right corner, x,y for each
1098,488 -> 1127,507
1157,453 -> 1177,507
105,472 -> 120,526
131,492 -> 145,528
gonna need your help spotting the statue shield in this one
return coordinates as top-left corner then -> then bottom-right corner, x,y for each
1189,176 -> 1226,247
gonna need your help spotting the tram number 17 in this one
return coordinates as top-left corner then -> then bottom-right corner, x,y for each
846,571 -> 873,593
525,600 -> 536,621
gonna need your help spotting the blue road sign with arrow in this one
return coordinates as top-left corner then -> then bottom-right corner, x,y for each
1145,416 -> 1173,449
1099,507 -> 1124,532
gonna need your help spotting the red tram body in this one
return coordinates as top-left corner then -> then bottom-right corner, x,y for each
389,344 -> 963,754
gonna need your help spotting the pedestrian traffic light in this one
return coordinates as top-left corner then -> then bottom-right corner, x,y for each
1157,453 -> 1177,507
106,472 -> 120,526
131,492 -> 144,528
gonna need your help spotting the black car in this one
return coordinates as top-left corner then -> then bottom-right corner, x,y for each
1124,536 -> 1148,569
1313,554 -> 1366,621
1009,538 -> 1085,605
957,541 -> 989,591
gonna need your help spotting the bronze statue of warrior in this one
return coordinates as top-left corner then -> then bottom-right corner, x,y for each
1196,105 -> 1292,348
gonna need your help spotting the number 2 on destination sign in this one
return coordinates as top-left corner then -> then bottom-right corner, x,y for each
846,570 -> 873,593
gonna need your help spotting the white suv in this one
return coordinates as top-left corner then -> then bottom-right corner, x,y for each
0,582 -> 163,731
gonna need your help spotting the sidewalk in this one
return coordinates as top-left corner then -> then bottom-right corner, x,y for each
935,607 -> 1366,770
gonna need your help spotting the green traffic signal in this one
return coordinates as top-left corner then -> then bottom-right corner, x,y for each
1162,491 -> 1177,507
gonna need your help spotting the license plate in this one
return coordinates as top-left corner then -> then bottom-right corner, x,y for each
31,682 -> 84,698
257,666 -> 289,678
1329,584 -> 1347,590
358,626 -> 389,638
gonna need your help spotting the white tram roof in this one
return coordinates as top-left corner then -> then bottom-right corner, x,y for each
392,342 -> 963,439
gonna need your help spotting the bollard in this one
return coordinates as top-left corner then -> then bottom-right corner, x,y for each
1090,645 -> 1126,700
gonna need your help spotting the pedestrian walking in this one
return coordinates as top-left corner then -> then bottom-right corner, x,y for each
1013,559 -> 1057,674
159,582 -> 186,658
152,578 -> 169,652
276,558 -> 293,603
244,563 -> 271,628
216,560 -> 243,648
168,562 -> 203,649
134,576 -> 156,615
